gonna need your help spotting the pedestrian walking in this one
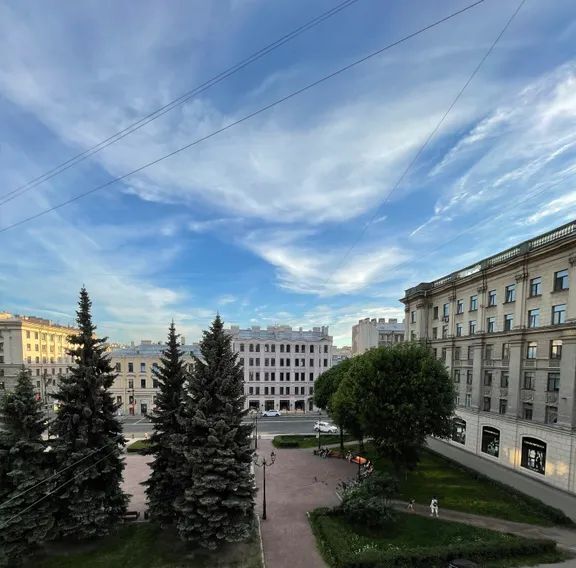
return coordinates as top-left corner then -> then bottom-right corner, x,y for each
407,498 -> 415,512
430,496 -> 439,518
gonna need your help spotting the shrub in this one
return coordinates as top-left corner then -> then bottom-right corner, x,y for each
126,440 -> 150,453
273,440 -> 300,448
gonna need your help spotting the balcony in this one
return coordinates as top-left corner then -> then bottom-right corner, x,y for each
453,360 -> 462,367
484,359 -> 495,368
520,389 -> 534,402
482,385 -> 492,396
466,384 -> 473,393
499,388 -> 509,397
548,359 -> 561,368
466,359 -> 474,366
524,359 -> 536,368
546,391 -> 559,404
502,357 -> 510,367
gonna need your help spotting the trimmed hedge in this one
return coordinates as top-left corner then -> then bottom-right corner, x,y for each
309,508 -> 557,568
273,440 -> 300,448
126,439 -> 150,454
425,447 -> 575,527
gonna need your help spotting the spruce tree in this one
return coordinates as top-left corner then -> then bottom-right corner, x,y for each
143,322 -> 188,525
0,368 -> 54,567
176,315 -> 255,549
49,287 -> 128,539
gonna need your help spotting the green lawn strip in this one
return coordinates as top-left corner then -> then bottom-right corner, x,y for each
31,522 -> 262,568
309,508 -> 558,568
272,434 -> 356,448
357,444 -> 570,527
126,439 -> 151,453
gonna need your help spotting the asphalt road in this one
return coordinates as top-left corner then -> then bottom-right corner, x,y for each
120,414 -> 325,436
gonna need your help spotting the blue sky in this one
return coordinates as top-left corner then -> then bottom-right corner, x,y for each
1,0 -> 576,346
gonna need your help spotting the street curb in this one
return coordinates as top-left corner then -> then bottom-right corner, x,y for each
256,513 -> 266,568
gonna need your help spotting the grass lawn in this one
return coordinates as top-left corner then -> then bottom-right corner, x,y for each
272,434 -> 356,448
348,444 -> 570,526
126,439 -> 151,453
30,522 -> 263,568
310,510 -> 564,567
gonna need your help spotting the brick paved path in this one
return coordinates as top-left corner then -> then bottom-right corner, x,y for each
254,439 -> 357,568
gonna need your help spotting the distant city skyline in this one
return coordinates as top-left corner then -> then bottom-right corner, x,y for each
2,0 -> 576,347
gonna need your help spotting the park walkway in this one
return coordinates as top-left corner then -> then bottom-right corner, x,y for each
429,438 -> 576,522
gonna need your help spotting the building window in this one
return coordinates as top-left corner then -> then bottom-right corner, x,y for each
554,269 -> 569,291
500,372 -> 509,388
153,378 -> 159,389
128,362 -> 134,373
256,344 -> 261,352
469,320 -> 477,335
488,290 -> 496,306
528,308 -> 540,328
523,372 -> 534,390
485,344 -> 494,360
502,343 -> 510,361
526,341 -> 537,359
481,426 -> 500,457
309,359 -> 314,367
309,372 -> 314,381
545,406 -> 558,425
452,418 -> 466,444
323,345 -> 328,353
499,399 -> 507,415
465,394 -> 472,407
240,343 -> 245,352
454,370 -> 461,383
411,311 -> 416,323
128,379 -> 134,389
140,362 -> 146,373
140,379 -> 146,388
521,437 -> 546,474
443,303 -> 449,318
469,295 -> 478,311
529,277 -> 541,297
280,344 -> 285,353
483,397 -> 491,412
466,370 -> 473,385
295,345 -> 299,354
310,345 -> 314,353
523,403 -> 533,420
467,346 -> 474,360
249,387 -> 253,395
256,372 -> 260,380
441,347 -> 447,362
264,372 -> 269,381
550,339 -> 562,359
115,363 -> 121,372
256,358 -> 260,366
483,371 -> 492,386
505,284 -> 516,303
249,344 -> 254,352
486,317 -> 496,333
26,330 -> 30,338
552,304 -> 566,325
456,323 -> 462,337
454,347 -> 461,360
502,314 -> 513,332
432,327 -> 438,339
547,372 -> 560,392
441,325 -> 448,339
456,299 -> 464,314
286,345 -> 291,353
323,359 -> 328,367
433,306 -> 439,320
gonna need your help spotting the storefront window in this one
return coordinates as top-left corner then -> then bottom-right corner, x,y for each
451,418 -> 466,445
521,437 -> 546,475
481,426 -> 500,457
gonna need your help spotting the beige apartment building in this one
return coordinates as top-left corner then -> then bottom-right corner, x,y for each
109,340 -> 200,416
401,220 -> 576,492
351,317 -> 405,355
0,312 -> 76,401
229,324 -> 333,413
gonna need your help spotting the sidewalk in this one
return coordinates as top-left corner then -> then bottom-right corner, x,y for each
428,438 -> 576,522
254,439 -> 355,568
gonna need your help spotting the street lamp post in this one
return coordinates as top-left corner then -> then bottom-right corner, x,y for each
253,451 -> 276,520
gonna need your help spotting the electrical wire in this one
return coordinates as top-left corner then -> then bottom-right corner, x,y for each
0,0 -> 361,207
0,0 -> 486,235
319,0 -> 527,293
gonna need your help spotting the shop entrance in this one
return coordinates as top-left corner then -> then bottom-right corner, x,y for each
265,400 -> 275,411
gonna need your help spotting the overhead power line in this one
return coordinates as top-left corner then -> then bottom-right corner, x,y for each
0,0 -> 486,235
319,0 -> 526,294
0,0 -> 360,207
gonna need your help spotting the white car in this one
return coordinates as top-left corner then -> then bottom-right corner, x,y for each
261,409 -> 282,417
314,421 -> 338,433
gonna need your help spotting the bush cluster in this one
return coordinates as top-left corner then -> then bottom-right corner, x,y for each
273,440 -> 300,448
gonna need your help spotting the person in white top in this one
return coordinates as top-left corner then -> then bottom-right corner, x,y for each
430,497 -> 439,518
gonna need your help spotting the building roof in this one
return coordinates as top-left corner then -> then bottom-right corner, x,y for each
0,312 -> 76,331
376,322 -> 405,332
109,342 -> 201,358
402,219 -> 576,301
227,325 -> 331,342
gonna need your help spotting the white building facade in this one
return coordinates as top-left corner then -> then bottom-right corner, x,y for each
352,317 -> 405,355
401,220 -> 576,493
229,325 -> 333,412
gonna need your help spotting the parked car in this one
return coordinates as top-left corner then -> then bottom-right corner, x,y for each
261,409 -> 282,417
314,421 -> 338,433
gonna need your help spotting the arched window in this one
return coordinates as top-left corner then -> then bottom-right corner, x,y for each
481,426 -> 500,457
451,418 -> 466,445
521,437 -> 546,475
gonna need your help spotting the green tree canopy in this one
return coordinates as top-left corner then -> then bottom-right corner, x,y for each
313,359 -> 351,413
352,342 -> 455,473
0,368 -> 54,566
50,287 -> 128,539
